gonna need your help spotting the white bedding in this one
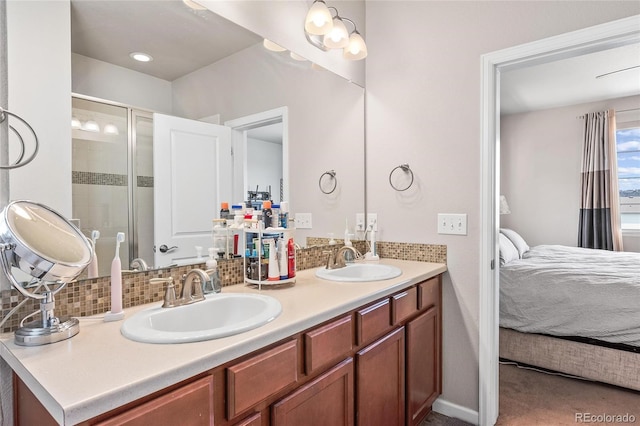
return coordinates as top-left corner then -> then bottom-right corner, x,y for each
499,245 -> 640,347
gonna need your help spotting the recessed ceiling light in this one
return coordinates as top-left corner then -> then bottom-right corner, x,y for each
130,52 -> 153,62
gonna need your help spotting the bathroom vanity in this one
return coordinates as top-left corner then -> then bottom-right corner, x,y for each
1,259 -> 446,426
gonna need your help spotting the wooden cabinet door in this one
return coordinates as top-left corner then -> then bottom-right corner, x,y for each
272,358 -> 354,426
95,375 -> 214,426
406,307 -> 440,426
355,327 -> 405,426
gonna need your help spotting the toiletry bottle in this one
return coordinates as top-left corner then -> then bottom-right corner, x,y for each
220,202 -> 230,221
267,239 -> 280,281
272,204 -> 280,227
212,219 -> 228,258
278,237 -> 289,280
280,201 -> 289,228
287,236 -> 296,278
262,200 -> 273,229
206,248 -> 221,292
344,219 -> 352,247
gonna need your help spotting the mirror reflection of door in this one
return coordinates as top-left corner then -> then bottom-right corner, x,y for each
153,113 -> 231,268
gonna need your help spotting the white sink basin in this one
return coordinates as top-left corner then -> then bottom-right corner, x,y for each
121,293 -> 282,344
315,263 -> 402,282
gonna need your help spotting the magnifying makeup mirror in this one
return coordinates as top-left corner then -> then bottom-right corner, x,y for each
0,200 -> 93,346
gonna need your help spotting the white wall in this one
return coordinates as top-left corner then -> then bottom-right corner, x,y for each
365,1 -> 640,416
172,43 -> 365,243
501,95 -> 640,248
7,0 -> 71,216
72,53 -> 172,114
247,137 -> 283,201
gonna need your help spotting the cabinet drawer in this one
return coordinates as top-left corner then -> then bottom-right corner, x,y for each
305,315 -> 353,375
233,412 -> 262,426
391,287 -> 418,324
96,376 -> 214,426
227,339 -> 299,419
356,298 -> 391,346
419,276 -> 440,310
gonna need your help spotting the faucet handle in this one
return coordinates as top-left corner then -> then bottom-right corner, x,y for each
150,277 -> 177,308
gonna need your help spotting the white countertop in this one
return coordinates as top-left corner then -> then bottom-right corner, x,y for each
0,259 -> 446,425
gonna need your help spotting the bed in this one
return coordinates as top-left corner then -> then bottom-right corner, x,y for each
498,229 -> 640,390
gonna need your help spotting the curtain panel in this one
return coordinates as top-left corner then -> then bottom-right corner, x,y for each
578,109 -> 623,251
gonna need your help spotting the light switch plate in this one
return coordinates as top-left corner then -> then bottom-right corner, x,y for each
437,213 -> 467,235
294,213 -> 312,229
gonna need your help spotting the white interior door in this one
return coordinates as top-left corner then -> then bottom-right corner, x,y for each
153,113 -> 231,267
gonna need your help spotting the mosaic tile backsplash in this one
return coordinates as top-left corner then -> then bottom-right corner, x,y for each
0,240 -> 446,333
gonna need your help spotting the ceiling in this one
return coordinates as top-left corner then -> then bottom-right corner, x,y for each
500,43 -> 640,115
70,0 -> 262,81
71,1 -> 639,116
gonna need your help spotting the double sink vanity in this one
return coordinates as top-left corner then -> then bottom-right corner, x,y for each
1,259 -> 446,425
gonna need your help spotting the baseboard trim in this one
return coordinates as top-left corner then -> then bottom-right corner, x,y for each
433,397 -> 479,425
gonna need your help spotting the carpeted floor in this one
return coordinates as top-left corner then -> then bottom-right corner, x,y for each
421,362 -> 640,425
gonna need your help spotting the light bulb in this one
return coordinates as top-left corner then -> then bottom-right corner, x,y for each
82,120 -> 100,133
104,123 -> 119,135
323,17 -> 349,49
71,116 -> 82,129
304,0 -> 333,35
263,39 -> 286,52
343,32 -> 367,60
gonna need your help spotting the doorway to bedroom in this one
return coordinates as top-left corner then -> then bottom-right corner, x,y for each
479,16 -> 640,426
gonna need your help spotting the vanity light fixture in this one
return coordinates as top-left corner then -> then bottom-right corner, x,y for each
182,0 -> 207,10
304,1 -> 367,60
304,0 -> 333,35
103,123 -> 119,135
71,116 -> 82,129
323,14 -> 349,49
82,119 -> 100,133
343,27 -> 367,60
129,52 -> 153,63
263,39 -> 287,52
290,52 -> 308,62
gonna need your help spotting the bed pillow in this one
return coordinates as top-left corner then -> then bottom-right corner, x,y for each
500,228 -> 530,257
499,233 -> 520,266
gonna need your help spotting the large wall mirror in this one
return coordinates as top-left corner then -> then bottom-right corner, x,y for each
69,0 -> 365,276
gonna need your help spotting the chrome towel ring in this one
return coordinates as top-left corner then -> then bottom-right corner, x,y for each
0,107 -> 40,170
319,170 -> 337,194
389,163 -> 414,191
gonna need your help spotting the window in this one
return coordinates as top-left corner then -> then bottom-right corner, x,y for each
616,126 -> 640,231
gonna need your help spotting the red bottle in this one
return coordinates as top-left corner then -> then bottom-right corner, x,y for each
287,238 -> 296,278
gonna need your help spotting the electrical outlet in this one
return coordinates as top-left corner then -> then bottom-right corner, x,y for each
355,213 -> 365,231
294,213 -> 312,229
367,213 -> 378,231
437,213 -> 467,235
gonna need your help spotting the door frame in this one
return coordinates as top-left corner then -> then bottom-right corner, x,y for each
479,15 -> 640,426
224,107 -> 289,204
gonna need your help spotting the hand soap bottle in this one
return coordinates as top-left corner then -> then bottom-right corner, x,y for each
205,248 -> 221,293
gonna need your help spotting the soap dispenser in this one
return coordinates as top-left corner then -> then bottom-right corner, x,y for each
205,248 -> 221,293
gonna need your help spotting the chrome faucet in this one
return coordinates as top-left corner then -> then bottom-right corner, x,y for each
150,268 -> 208,308
178,269 -> 208,304
325,246 -> 359,269
130,257 -> 149,271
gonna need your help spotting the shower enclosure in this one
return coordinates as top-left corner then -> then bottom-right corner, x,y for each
71,96 -> 153,276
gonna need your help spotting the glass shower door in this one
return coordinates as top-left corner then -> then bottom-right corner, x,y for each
72,97 -> 129,277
